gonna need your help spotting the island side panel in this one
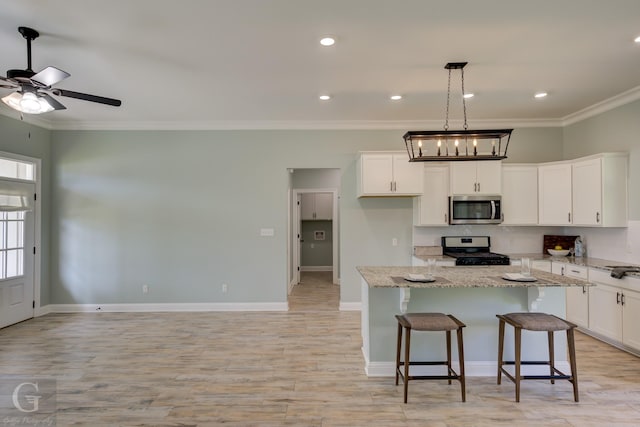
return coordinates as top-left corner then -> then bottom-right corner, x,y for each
364,285 -> 568,376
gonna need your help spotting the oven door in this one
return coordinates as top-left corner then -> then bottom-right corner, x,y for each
449,195 -> 502,224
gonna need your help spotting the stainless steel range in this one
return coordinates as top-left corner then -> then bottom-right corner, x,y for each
442,236 -> 510,266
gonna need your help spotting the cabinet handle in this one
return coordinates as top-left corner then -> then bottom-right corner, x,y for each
582,286 -> 586,294
390,181 -> 393,192
621,293 -> 626,306
596,212 -> 600,223
393,181 -> 397,192
444,213 -> 447,223
568,212 -> 571,223
570,269 -> 580,274
617,292 -> 621,304
473,182 -> 477,192
561,266 -> 565,275
477,182 -> 480,192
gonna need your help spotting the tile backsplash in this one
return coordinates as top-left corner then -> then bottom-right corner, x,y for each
413,220 -> 640,264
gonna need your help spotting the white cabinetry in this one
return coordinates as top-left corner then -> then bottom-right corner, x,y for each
538,163 -> 572,225
357,152 -> 423,197
501,164 -> 538,225
538,153 -> 628,227
588,268 -> 640,350
301,192 -> 333,220
450,161 -> 501,195
572,155 -> 627,227
413,164 -> 449,226
553,263 -> 589,329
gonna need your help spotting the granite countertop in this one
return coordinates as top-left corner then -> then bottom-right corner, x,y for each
357,265 -> 592,289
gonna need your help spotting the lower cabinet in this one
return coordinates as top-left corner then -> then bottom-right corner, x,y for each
554,262 -> 589,329
588,268 -> 640,350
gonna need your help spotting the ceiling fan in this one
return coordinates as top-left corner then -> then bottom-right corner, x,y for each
0,26 -> 122,115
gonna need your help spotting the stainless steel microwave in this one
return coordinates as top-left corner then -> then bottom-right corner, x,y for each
449,195 -> 502,224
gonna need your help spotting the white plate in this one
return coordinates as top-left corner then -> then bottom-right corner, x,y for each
404,274 -> 435,283
502,273 -> 537,282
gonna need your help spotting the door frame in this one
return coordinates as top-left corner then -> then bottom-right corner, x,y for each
0,150 -> 41,316
291,188 -> 339,287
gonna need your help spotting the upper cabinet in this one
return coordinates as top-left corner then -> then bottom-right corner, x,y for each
449,161 -> 502,195
301,192 -> 333,220
538,163 -> 573,225
538,153 -> 627,227
357,152 -> 423,197
414,164 -> 450,226
572,155 -> 627,227
501,164 -> 538,225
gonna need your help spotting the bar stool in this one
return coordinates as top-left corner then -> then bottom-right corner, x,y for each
496,312 -> 579,402
395,313 -> 466,403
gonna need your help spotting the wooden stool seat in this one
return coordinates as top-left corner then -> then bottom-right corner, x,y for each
497,312 -> 579,402
395,313 -> 466,403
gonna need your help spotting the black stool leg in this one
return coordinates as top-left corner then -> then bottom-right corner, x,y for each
457,326 -> 466,402
403,327 -> 411,403
395,322 -> 403,386
548,330 -> 555,384
497,318 -> 505,384
514,326 -> 522,403
446,330 -> 452,385
567,328 -> 579,402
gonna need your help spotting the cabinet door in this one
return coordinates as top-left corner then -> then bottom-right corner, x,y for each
476,161 -> 502,194
538,163 -> 572,225
449,162 -> 478,194
360,154 -> 394,195
622,289 -> 640,350
314,193 -> 333,220
566,286 -> 589,329
300,193 -> 316,220
572,158 -> 602,226
502,165 -> 538,225
414,165 -> 449,226
588,283 -> 622,341
392,154 -> 423,195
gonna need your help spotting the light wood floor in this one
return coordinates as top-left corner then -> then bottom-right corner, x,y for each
1,278 -> 640,426
289,271 -> 339,312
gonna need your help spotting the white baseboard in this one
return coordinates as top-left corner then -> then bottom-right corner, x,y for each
339,301 -> 361,311
364,360 -> 571,377
300,266 -> 332,272
41,302 -> 289,313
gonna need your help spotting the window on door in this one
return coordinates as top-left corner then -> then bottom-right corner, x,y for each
0,211 -> 25,279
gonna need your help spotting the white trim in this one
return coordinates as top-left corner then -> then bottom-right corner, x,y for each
42,302 -> 288,313
562,85 -> 640,126
288,278 -> 296,295
339,301 -> 361,311
300,265 -> 332,272
364,360 -> 570,377
45,118 -> 566,131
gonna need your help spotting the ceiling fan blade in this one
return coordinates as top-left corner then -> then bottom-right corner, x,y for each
31,66 -> 70,88
0,76 -> 18,88
0,84 -> 17,89
39,93 -> 66,110
53,89 -> 122,107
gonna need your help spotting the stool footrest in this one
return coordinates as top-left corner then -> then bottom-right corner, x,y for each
398,361 -> 450,366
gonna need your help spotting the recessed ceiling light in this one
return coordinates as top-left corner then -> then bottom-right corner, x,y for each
320,37 -> 335,46
390,95 -> 402,101
534,92 -> 548,98
319,95 -> 331,101
463,93 -> 474,99
635,35 -> 640,43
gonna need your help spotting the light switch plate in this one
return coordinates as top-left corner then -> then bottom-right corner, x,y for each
260,228 -> 275,237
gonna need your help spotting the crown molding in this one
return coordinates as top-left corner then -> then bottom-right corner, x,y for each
562,85 -> 640,126
48,117 -> 564,131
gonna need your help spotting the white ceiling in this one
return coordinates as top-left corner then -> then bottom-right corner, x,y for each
1,0 -> 640,130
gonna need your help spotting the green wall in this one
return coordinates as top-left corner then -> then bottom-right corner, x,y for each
47,127 -> 563,305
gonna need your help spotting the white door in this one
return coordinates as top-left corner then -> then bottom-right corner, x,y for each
314,192 -> 333,220
0,181 -> 35,329
502,165 -> 538,225
475,161 -> 502,194
296,194 -> 302,284
415,165 -> 449,226
361,154 -> 394,194
572,158 -> 602,226
622,289 -> 640,350
538,163 -> 572,225
391,154 -> 423,194
450,162 -> 478,194
588,283 -> 622,341
300,193 -> 315,220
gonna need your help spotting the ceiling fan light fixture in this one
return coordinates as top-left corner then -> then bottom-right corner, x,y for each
2,91 -> 54,114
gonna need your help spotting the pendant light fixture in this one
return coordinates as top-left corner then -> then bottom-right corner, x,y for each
404,62 -> 512,162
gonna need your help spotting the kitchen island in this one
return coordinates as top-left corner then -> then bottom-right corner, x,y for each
358,265 -> 592,377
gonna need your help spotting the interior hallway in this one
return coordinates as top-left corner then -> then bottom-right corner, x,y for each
289,271 -> 339,312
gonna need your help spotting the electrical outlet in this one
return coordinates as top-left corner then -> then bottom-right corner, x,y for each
222,283 -> 228,293
142,285 -> 149,294
392,238 -> 398,246
310,243 -> 315,249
